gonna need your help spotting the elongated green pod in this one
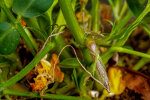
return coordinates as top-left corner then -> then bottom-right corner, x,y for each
86,39 -> 110,92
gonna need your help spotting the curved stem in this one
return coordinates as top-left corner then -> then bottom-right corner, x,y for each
91,0 -> 100,32
102,47 -> 150,64
58,0 -> 85,45
133,58 -> 150,70
133,49 -> 150,70
3,90 -> 89,100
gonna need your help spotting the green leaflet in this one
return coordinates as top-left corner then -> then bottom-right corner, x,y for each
0,22 -> 20,55
12,0 -> 54,18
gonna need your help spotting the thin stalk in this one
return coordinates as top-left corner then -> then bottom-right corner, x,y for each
55,11 -> 71,58
0,43 -> 55,92
24,27 -> 38,52
54,0 -> 77,58
0,1 -> 15,23
109,0 -> 123,21
108,11 -> 132,39
108,0 -> 113,7
115,0 -> 150,46
3,90 -> 89,100
102,47 -> 150,64
133,58 -> 150,70
0,9 -> 8,22
1,1 -> 37,55
91,0 -> 100,32
58,0 -> 85,45
25,18 -> 46,39
118,1 -> 128,21
102,0 -> 150,63
15,23 -> 37,54
141,23 -> 150,36
55,9 -> 71,58
133,49 -> 150,70
46,0 -> 58,26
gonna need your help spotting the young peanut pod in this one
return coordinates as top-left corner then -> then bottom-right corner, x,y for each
87,39 -> 110,92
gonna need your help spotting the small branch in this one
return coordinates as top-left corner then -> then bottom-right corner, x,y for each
91,0 -> 100,32
102,47 -> 150,64
3,90 -> 89,100
58,0 -> 85,45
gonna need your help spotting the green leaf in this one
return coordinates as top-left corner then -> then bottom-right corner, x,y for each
127,0 -> 150,23
72,69 -> 79,89
107,12 -> 132,41
37,14 -> 50,33
4,0 -> 13,8
59,58 -> 81,68
0,22 -> 20,55
104,19 -> 114,26
108,26 -> 129,41
12,0 -> 54,18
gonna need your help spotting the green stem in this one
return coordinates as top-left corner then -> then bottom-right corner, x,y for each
115,0 -> 150,46
133,58 -> 150,70
16,23 -> 37,54
55,9 -> 72,58
3,90 -> 89,100
24,27 -> 38,52
1,1 -> 15,23
1,1 -> 37,55
108,0 -> 113,7
141,23 -> 150,36
54,0 -> 78,58
25,18 -> 46,39
118,1 -> 128,21
0,43 -> 55,92
133,49 -> 150,70
109,0 -> 123,21
5,95 -> 12,100
115,0 -> 122,21
91,0 -> 100,32
103,1 -> 150,64
108,11 -> 132,39
102,47 -> 150,64
0,9 -> 8,22
47,0 -> 58,26
58,0 -> 85,45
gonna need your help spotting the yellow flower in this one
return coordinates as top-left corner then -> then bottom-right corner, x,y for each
36,60 -> 51,74
50,54 -> 64,82
108,67 -> 125,95
30,75 -> 47,91
29,54 -> 64,91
